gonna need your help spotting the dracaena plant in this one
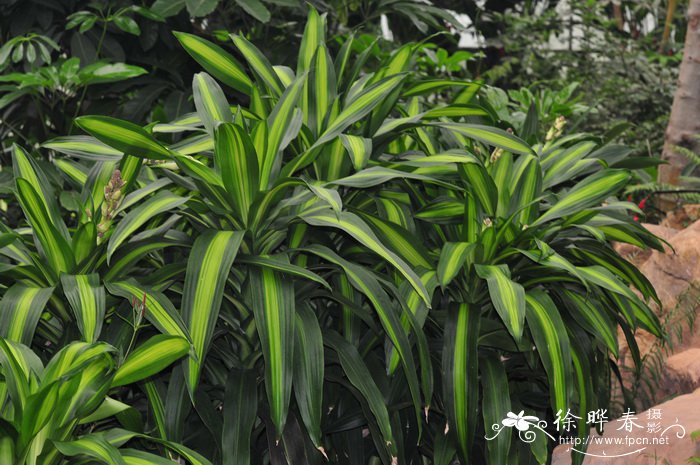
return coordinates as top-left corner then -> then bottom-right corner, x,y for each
8,7 -> 664,465
0,333 -> 204,465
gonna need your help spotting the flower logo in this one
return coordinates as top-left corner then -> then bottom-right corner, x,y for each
502,411 -> 540,431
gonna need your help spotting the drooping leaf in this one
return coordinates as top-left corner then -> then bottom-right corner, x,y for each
475,264 -> 525,342
113,335 -> 190,387
174,31 -> 251,93
75,116 -> 172,160
246,265 -> 295,437
183,230 -> 244,395
107,191 -> 189,262
61,274 -> 106,343
222,368 -> 258,465
0,284 -> 54,345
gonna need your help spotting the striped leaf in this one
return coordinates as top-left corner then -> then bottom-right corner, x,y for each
558,289 -> 618,357
304,245 -> 423,428
525,290 -> 572,414
122,449 -> 180,465
297,6 -> 325,73
42,136 -> 123,161
326,331 -> 397,458
459,163 -> 497,217
222,368 -> 258,465
312,74 -> 405,150
508,155 -> 543,226
480,354 -> 511,465
174,31 -> 251,93
0,338 -> 33,415
475,264 -> 525,342
15,178 -> 75,275
293,305 -> 324,447
113,335 -> 190,387
61,274 -> 106,343
172,153 -> 223,187
0,284 -> 54,345
193,72 -> 231,134
183,230 -> 244,395
436,123 -> 534,155
75,116 -> 172,160
104,280 -> 189,339
12,144 -> 69,240
301,209 -> 430,305
261,74 -> 306,188
107,191 -> 188,262
215,123 -> 259,221
237,254 -> 330,289
403,79 -> 478,97
307,45 -> 336,135
246,266 -> 295,437
533,169 -> 631,225
340,134 -> 371,170
54,435 -> 127,465
443,303 -> 480,460
230,34 -> 284,97
438,242 -> 475,288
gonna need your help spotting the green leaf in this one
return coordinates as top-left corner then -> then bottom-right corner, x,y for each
43,136 -> 124,161
261,73 -> 305,188
214,123 -> 259,221
174,32 -> 251,94
183,230 -> 244,395
75,116 -> 172,160
122,449 -> 180,465
246,266 -> 295,437
107,191 -> 188,262
459,163 -> 497,217
533,169 -> 631,225
293,305 -> 324,447
436,123 -> 534,155
559,289 -> 618,357
325,331 -> 397,458
475,265 -> 525,342
340,134 -> 371,170
193,72 -> 231,134
442,303 -> 480,460
54,435 -> 127,465
113,335 -> 190,387
113,16 -> 141,35
437,242 -> 475,288
0,284 -> 54,345
307,45 -> 336,135
301,209 -> 430,305
237,254 -> 330,289
222,368 -> 258,465
186,0 -> 218,17
314,74 -> 406,149
78,62 -> 147,84
105,280 -> 189,339
61,274 -> 106,343
230,34 -> 284,97
525,290 -> 572,414
235,0 -> 270,22
297,5 -> 325,73
304,245 -> 423,430
480,354 -> 511,465
13,144 -> 69,240
15,178 -> 75,275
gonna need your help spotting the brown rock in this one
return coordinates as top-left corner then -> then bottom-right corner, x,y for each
551,388 -> 700,465
639,219 -> 700,311
685,204 -> 700,222
665,349 -> 700,393
613,223 -> 678,266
